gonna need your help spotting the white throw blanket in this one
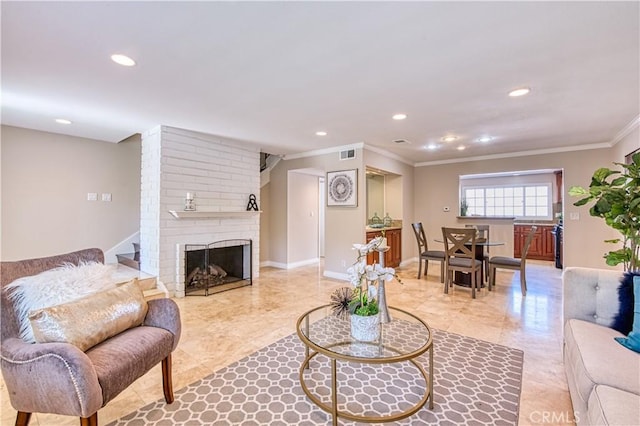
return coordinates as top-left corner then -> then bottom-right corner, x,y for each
5,262 -> 118,343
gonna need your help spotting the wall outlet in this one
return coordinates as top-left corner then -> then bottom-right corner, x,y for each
443,206 -> 450,212
341,260 -> 346,267
101,193 -> 112,202
87,192 -> 98,201
569,212 -> 580,220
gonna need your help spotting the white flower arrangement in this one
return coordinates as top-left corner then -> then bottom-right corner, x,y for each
346,236 -> 401,316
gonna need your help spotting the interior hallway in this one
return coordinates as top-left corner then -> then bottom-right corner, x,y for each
0,260 -> 574,426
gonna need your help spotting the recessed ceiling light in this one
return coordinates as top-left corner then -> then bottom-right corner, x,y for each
477,136 -> 492,143
508,87 -> 531,97
55,118 -> 72,125
442,135 -> 458,142
457,145 -> 466,151
315,131 -> 327,136
426,143 -> 438,150
111,54 -> 136,67
392,113 -> 407,120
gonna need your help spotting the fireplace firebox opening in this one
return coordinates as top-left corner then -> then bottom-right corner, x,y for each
185,239 -> 252,296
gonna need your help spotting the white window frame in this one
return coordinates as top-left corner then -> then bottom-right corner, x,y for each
461,183 -> 553,220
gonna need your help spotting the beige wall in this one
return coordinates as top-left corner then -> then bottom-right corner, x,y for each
267,149 -> 365,275
266,146 -> 414,275
613,126 -> 639,161
259,182 -> 271,263
366,174 -> 385,220
288,171 -> 320,264
414,147 -> 619,269
363,149 -> 415,263
1,125 -> 141,260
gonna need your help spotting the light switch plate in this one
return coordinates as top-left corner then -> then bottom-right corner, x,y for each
87,192 -> 98,201
101,193 -> 112,202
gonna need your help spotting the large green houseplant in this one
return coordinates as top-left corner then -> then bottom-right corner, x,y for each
568,152 -> 640,271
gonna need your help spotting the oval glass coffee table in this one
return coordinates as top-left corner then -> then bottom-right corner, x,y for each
296,305 -> 433,425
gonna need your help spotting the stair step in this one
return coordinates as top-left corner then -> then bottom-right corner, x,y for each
143,287 -> 167,301
116,253 -> 140,270
110,263 -> 166,298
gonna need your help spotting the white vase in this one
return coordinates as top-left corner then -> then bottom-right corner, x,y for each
350,313 -> 380,342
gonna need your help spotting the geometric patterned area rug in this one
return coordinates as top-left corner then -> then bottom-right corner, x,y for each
107,329 -> 523,426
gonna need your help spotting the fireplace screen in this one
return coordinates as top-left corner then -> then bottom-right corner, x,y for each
185,239 -> 252,296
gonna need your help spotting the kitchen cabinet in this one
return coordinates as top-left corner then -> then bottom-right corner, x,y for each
365,228 -> 402,268
514,225 -> 554,261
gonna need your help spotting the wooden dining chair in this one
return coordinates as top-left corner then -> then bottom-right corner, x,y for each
411,222 -> 445,282
465,224 -> 490,281
441,227 -> 483,298
488,225 -> 537,296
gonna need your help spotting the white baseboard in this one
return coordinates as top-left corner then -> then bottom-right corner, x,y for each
400,257 -> 419,267
260,260 -> 286,269
323,270 -> 349,281
259,258 -> 319,270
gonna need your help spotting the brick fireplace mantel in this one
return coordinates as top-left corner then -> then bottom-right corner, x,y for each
168,210 -> 262,219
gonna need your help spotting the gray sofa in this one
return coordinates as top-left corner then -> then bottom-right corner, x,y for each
562,267 -> 640,425
1,248 -> 181,425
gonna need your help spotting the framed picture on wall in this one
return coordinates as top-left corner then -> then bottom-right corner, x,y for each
327,169 -> 358,207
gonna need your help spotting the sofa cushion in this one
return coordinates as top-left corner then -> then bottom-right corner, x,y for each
29,279 -> 148,351
587,385 -> 640,426
564,319 -> 640,406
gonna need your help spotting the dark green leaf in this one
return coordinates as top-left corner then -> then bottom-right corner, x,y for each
573,197 -> 591,207
610,176 -> 627,186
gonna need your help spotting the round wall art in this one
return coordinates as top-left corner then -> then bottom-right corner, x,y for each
327,169 -> 357,207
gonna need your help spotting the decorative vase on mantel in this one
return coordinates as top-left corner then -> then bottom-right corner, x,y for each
350,313 -> 380,342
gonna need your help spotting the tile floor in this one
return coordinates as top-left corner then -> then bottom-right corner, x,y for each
0,260 -> 575,425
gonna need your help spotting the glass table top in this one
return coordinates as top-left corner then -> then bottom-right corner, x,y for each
296,305 -> 432,361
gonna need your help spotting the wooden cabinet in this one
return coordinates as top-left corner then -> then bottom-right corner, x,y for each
514,225 -> 554,261
365,228 -> 402,268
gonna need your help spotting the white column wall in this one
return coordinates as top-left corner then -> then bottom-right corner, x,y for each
141,126 -> 260,296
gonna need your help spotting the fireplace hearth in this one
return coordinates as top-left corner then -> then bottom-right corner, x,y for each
185,239 -> 252,296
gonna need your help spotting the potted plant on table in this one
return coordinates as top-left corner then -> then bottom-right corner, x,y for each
569,152 -> 640,271
343,236 -> 402,341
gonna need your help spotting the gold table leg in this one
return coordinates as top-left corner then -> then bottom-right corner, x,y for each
331,358 -> 338,426
304,316 -> 310,369
429,342 -> 434,409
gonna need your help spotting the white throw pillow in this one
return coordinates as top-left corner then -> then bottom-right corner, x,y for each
5,262 -> 118,343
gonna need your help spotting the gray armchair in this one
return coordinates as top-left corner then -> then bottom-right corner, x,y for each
1,248 -> 181,426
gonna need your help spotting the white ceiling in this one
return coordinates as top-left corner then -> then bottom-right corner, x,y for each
2,1 -> 638,165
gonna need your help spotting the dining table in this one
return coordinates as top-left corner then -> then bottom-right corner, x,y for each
434,238 -> 505,287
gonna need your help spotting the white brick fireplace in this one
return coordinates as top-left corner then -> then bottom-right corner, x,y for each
140,126 -> 261,297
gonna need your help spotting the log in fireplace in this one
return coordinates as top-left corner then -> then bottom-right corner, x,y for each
184,239 -> 252,296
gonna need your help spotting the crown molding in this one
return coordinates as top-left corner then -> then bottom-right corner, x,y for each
610,114 -> 640,146
414,142 -> 611,167
363,144 -> 415,166
283,142 -> 364,160
279,116 -> 637,166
